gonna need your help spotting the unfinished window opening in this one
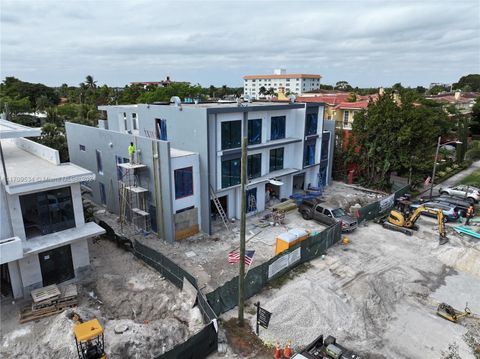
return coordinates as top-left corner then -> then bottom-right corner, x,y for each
248,119 -> 262,145
99,182 -> 107,205
174,166 -> 194,199
270,116 -> 286,140
321,132 -> 330,161
303,141 -> 316,167
96,149 -> 103,175
221,157 -> 241,188
79,144 -> 86,151
247,153 -> 261,179
305,113 -> 318,136
19,187 -> 76,239
221,120 -> 241,150
132,113 -> 138,130
269,147 -> 284,172
155,118 -> 167,140
123,112 -> 128,131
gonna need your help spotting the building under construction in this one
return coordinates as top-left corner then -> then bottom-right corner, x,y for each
66,99 -> 335,240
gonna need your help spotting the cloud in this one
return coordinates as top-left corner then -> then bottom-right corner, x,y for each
1,0 -> 479,87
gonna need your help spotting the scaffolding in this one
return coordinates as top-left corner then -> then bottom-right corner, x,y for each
117,162 -> 151,233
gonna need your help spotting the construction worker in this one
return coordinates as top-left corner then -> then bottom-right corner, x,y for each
128,142 -> 135,164
465,204 -> 475,225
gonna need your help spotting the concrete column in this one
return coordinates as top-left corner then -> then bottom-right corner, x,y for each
71,183 -> 85,227
8,261 -> 23,299
7,194 -> 26,241
19,254 -> 42,294
71,239 -> 90,273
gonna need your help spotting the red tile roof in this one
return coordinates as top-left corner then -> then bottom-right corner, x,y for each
243,74 -> 321,80
334,101 -> 369,110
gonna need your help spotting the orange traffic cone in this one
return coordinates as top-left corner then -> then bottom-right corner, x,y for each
274,342 -> 282,359
284,341 -> 292,358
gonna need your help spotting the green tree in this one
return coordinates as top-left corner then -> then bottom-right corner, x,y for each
259,86 -> 267,96
84,75 -> 97,89
39,123 -> 68,162
346,92 -> 357,102
35,95 -> 50,113
428,85 -> 447,95
335,81 -> 352,91
347,92 -> 449,189
137,83 -> 206,103
453,74 -> 480,92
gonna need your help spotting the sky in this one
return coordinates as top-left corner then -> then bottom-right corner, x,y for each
1,0 -> 479,88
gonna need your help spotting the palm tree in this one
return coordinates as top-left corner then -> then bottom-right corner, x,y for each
85,75 -> 97,89
259,86 -> 267,97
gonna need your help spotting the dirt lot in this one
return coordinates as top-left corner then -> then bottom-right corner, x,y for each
217,213 -> 480,358
95,181 -> 382,293
0,238 -> 204,359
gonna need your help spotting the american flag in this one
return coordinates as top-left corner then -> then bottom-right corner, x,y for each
228,250 -> 255,266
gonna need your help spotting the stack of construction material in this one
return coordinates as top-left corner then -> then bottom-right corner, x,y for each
19,284 -> 78,323
272,199 -> 298,213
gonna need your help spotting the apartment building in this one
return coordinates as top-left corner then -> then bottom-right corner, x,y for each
0,120 -> 105,299
243,69 -> 321,99
81,100 -> 335,237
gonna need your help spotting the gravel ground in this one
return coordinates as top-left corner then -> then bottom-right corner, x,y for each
0,238 -> 204,359
218,214 -> 480,359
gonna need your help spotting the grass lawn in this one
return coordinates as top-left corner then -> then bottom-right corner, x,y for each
460,168 -> 480,187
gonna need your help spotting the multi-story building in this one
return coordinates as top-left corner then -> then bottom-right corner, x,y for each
0,120 -> 105,298
243,69 -> 321,99
66,100 -> 335,238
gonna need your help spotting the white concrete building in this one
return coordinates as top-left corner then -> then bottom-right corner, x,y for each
86,101 -> 335,236
0,120 -> 105,298
243,69 -> 322,99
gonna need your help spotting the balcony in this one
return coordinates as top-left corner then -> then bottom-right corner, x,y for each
0,236 -> 23,264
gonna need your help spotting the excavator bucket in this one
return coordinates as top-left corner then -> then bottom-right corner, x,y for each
439,236 -> 449,245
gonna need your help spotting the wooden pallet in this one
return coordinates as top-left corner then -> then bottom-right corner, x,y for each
31,285 -> 60,303
20,297 -> 78,323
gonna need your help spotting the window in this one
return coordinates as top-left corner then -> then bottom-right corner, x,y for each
156,118 -> 167,140
174,166 -> 194,199
222,158 -> 241,188
123,113 -> 128,131
248,119 -> 262,145
343,111 -> 349,127
96,150 -> 103,175
321,133 -> 330,161
20,187 -> 76,239
247,154 -> 262,179
269,148 -> 284,172
79,144 -> 86,151
305,113 -> 318,136
303,141 -> 316,166
132,113 -> 138,130
270,116 -> 286,140
99,182 -> 106,205
221,120 -> 241,150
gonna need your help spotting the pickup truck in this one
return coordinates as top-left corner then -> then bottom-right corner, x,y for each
298,199 -> 358,232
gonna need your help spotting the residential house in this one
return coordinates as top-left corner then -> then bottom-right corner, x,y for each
0,120 -> 105,299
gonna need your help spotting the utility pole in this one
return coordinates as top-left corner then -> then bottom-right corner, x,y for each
238,136 -> 247,326
429,136 -> 442,199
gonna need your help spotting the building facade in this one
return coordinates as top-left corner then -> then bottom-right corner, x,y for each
0,120 -> 105,299
243,69 -> 321,99
82,101 -> 334,237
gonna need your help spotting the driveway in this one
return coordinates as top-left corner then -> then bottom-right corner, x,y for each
428,161 -> 480,196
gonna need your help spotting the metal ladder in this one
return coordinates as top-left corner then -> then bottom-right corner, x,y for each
248,192 -> 257,215
210,185 -> 230,231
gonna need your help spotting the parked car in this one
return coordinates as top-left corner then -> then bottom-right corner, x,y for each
409,201 -> 459,222
438,185 -> 480,203
420,195 -> 470,217
298,199 -> 358,232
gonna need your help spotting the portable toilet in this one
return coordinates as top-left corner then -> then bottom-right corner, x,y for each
275,228 -> 309,255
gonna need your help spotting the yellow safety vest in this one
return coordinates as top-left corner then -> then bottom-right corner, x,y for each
128,145 -> 135,154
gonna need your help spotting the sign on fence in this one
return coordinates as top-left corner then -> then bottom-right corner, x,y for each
379,194 -> 395,212
268,247 -> 301,279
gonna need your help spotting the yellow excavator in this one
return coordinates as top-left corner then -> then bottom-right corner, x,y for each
437,302 -> 472,323
381,205 -> 449,245
68,312 -> 107,359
